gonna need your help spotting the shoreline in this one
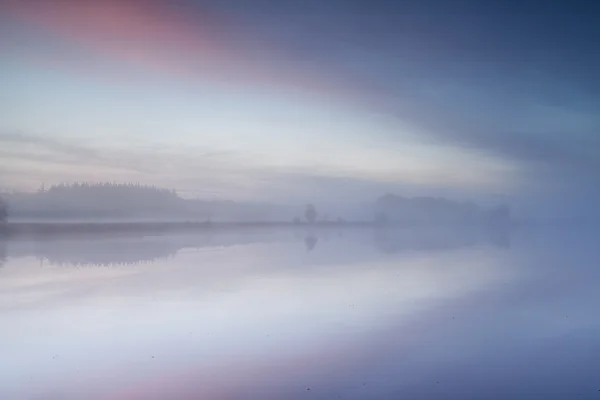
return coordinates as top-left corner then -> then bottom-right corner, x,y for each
0,220 -> 510,238
0,221 -> 376,237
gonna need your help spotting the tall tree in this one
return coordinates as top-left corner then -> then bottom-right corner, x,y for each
305,204 -> 317,224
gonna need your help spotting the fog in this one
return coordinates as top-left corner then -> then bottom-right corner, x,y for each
1,183 -> 516,226
1,0 -> 599,398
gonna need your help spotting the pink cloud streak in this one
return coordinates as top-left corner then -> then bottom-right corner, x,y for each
3,0 -> 375,106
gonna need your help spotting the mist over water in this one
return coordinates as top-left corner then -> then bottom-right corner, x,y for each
2,1 -> 600,398
1,227 -> 599,399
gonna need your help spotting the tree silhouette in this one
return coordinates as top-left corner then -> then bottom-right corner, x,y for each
305,204 -> 317,224
0,196 -> 7,223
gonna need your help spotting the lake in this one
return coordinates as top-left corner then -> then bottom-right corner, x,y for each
1,227 -> 599,399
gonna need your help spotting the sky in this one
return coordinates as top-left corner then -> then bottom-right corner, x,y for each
0,0 -> 598,215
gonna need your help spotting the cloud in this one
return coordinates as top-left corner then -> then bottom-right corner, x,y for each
1,0 -> 358,102
0,131 -> 242,192
1,130 -> 510,203
3,0 -> 598,203
357,75 -> 600,187
0,131 -> 99,159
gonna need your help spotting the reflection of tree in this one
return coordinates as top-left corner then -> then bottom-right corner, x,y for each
32,239 -> 179,267
6,230 -> 292,267
304,234 -> 318,252
2,226 -> 511,267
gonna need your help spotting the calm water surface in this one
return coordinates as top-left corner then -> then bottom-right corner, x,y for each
1,228 -> 599,399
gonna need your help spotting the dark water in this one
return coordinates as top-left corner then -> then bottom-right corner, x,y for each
1,227 -> 599,399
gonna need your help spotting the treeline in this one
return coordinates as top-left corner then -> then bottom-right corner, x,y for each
373,193 -> 510,226
2,182 -> 295,222
1,183 -> 511,226
5,183 -> 185,220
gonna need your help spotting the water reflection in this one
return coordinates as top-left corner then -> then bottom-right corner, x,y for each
304,234 -> 319,252
1,228 -> 599,400
372,226 -> 510,254
2,226 -> 508,267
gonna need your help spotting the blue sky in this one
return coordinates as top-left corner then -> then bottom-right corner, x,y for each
1,0 -> 598,214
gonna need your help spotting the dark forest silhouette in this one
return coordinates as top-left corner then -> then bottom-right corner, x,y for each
6,183 -> 182,220
3,183 -> 297,222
